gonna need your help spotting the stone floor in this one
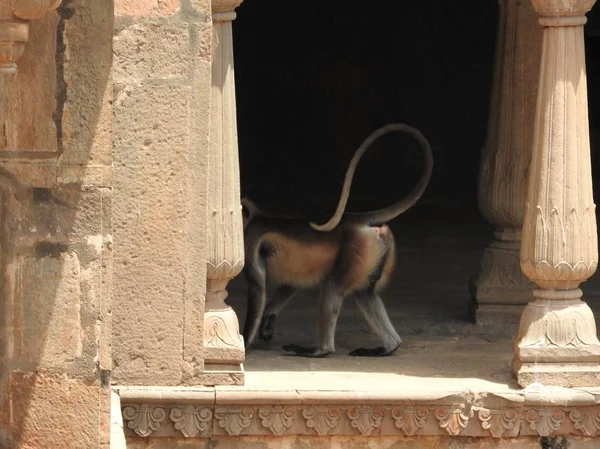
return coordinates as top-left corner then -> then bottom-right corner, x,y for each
226,204 -> 600,390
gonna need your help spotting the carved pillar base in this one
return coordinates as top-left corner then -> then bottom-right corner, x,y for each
469,229 -> 535,326
203,279 -> 245,386
513,290 -> 600,387
0,18 -> 28,74
0,0 -> 61,73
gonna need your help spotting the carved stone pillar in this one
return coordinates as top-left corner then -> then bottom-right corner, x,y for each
514,0 -> 600,387
204,0 -> 245,386
470,0 -> 542,326
0,0 -> 61,73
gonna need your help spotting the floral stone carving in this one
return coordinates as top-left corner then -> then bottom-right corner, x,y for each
122,404 -> 166,437
0,0 -> 62,73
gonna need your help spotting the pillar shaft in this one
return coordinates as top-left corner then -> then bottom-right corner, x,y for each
203,0 -> 245,386
515,0 -> 600,387
470,0 -> 541,326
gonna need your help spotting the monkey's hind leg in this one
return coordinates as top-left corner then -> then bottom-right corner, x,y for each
242,260 -> 268,349
259,285 -> 298,343
349,291 -> 402,357
282,283 -> 343,358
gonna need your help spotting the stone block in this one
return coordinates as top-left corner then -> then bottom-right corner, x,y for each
112,84 -> 193,385
0,184 -> 110,377
188,0 -> 211,16
115,0 -> 180,18
58,0 -> 113,166
10,252 -> 84,369
191,22 -> 212,62
114,22 -> 191,84
0,13 -> 58,154
2,370 -> 105,449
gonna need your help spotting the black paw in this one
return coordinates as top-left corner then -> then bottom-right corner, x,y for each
282,344 -> 332,358
349,346 -> 396,357
258,314 -> 276,342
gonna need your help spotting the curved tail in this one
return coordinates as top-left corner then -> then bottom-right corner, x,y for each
309,123 -> 433,231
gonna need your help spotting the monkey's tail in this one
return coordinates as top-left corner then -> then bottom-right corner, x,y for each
309,123 -> 433,231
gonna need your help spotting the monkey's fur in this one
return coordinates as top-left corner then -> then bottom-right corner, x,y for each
241,123 -> 434,358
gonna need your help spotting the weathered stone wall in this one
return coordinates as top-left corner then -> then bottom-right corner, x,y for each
111,0 -> 212,386
0,0 -> 113,447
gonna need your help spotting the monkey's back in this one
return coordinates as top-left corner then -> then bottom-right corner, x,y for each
246,216 -> 395,293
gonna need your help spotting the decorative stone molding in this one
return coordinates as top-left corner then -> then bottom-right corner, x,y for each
0,0 -> 62,73
569,407 -> 600,437
122,404 -> 166,437
515,0 -> 600,388
524,408 -> 566,437
391,406 -> 430,436
258,406 -> 296,436
213,406 -> 254,436
204,0 -> 246,385
470,0 -> 541,325
433,406 -> 472,436
302,406 -> 342,436
476,407 -> 521,438
170,405 -> 213,438
119,392 -> 600,440
347,407 -> 384,436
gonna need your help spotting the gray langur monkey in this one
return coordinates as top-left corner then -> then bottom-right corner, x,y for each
241,123 -> 434,358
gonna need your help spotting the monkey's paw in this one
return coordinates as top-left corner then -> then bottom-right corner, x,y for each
258,315 -> 276,342
349,346 -> 394,357
282,344 -> 332,358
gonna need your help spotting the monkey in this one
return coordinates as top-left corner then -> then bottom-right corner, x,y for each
241,123 -> 434,358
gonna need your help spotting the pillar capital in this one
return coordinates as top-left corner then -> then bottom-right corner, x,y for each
531,0 -> 595,20
0,0 -> 62,74
211,0 -> 243,17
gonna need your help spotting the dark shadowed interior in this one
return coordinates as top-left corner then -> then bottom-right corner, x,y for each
227,1 -> 600,362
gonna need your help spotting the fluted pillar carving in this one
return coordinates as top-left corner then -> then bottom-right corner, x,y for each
470,0 -> 542,326
0,0 -> 61,74
204,0 -> 245,386
514,0 -> 600,387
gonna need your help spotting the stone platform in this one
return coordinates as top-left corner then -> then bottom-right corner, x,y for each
118,212 -> 600,447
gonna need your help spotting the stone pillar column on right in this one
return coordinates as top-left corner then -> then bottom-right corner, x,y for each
203,0 -> 246,386
515,0 -> 600,388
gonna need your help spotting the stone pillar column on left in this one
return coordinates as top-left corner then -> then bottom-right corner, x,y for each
0,0 -> 62,73
203,0 -> 245,387
0,0 -> 114,446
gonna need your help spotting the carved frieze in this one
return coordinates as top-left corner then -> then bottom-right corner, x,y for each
434,406 -> 472,436
391,406 -> 429,436
347,407 -> 384,436
119,402 -> 600,439
170,405 -> 212,438
122,404 -> 166,437
302,406 -> 342,436
214,406 -> 254,436
258,406 -> 296,436
524,409 -> 566,437
477,407 -> 521,438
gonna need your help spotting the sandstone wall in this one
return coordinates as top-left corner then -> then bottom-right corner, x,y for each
0,1 -> 113,448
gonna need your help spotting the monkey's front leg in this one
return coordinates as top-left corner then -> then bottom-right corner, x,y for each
282,284 -> 343,358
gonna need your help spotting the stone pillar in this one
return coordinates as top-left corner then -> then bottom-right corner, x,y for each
470,0 -> 542,326
514,0 -> 600,388
203,0 -> 245,386
0,0 -> 61,73
112,0 -> 213,386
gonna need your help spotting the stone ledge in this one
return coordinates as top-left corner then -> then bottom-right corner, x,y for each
116,382 -> 600,440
